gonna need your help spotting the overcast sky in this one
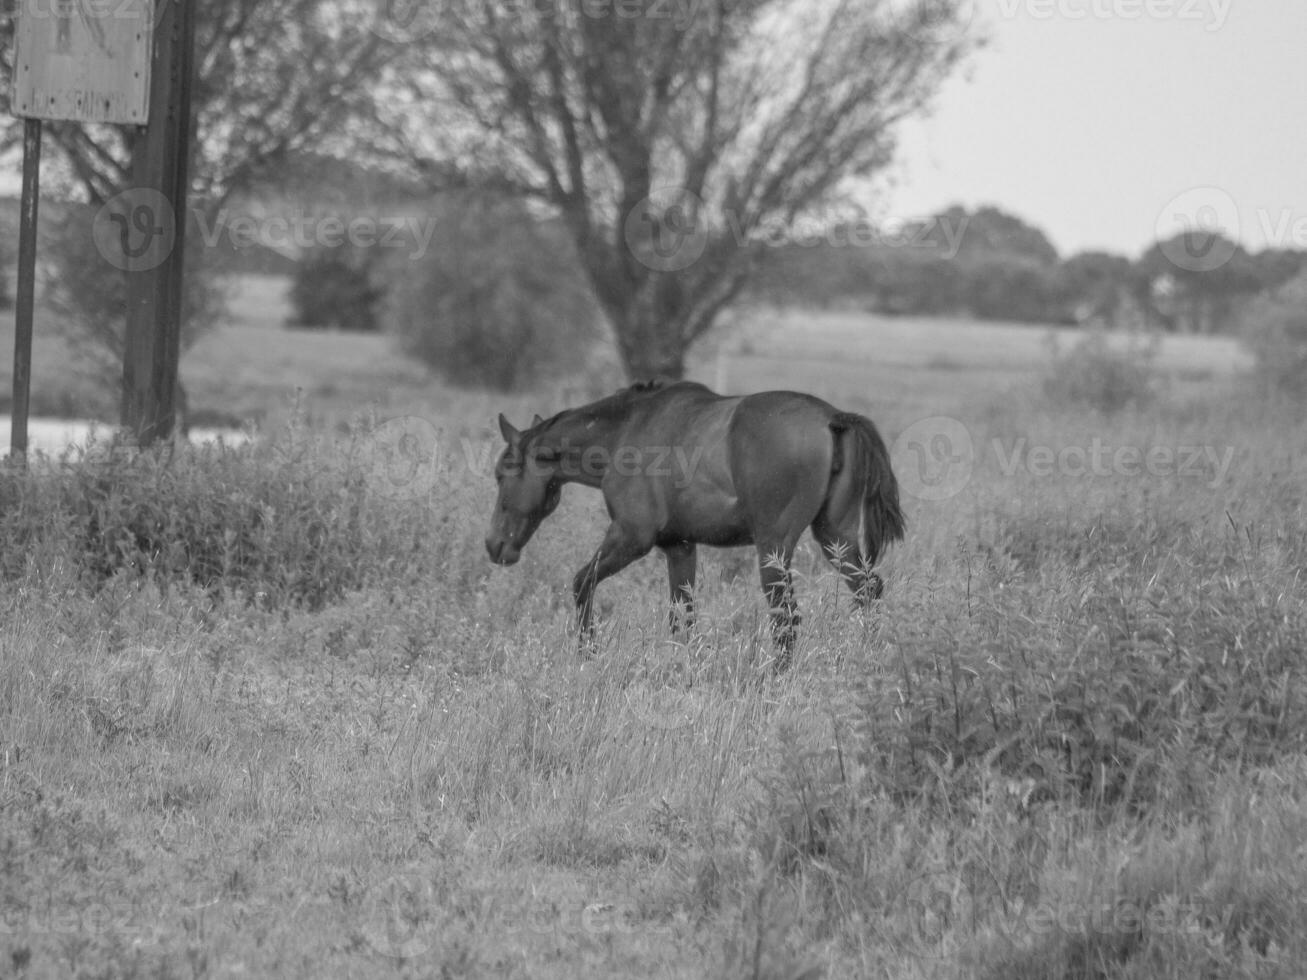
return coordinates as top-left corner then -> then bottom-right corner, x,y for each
878,0 -> 1307,259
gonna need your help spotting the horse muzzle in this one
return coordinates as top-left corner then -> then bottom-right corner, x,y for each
485,537 -> 521,566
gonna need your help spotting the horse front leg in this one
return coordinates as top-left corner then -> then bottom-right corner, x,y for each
757,543 -> 800,672
571,522 -> 653,650
661,541 -> 697,638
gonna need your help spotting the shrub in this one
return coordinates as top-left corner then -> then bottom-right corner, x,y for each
1042,328 -> 1159,413
0,422 -> 448,611
381,192 -> 601,392
288,240 -> 384,331
966,256 -> 1061,323
1243,272 -> 1307,401
44,203 -> 227,420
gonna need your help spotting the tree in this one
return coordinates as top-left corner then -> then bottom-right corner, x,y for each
1135,232 -> 1261,334
1056,251 -> 1134,326
384,193 -> 601,391
394,0 -> 975,379
1250,248 -> 1305,295
965,257 -> 1058,323
0,3 -> 395,209
930,204 -> 1060,267
1242,270 -> 1307,401
0,3 -> 398,423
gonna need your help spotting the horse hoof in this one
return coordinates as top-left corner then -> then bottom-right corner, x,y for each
866,573 -> 885,600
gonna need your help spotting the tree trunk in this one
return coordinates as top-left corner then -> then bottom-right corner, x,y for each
608,274 -> 692,381
614,307 -> 688,380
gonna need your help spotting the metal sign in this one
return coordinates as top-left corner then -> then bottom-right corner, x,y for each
10,0 -> 155,124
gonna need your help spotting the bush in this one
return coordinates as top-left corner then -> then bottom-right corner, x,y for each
44,203 -> 227,420
1042,328 -> 1159,413
381,193 -> 601,392
288,240 -> 384,331
1243,272 -> 1307,401
0,424 -> 439,611
967,256 -> 1061,323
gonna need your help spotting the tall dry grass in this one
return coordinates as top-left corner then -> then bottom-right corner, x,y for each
1,358 -> 1305,978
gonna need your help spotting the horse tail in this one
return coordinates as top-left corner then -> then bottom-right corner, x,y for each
828,412 -> 905,563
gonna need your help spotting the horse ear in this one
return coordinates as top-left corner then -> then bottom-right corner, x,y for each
498,413 -> 519,443
531,414 -> 545,428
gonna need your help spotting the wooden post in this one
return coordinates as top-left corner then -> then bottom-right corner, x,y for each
10,118 -> 42,464
122,0 -> 196,446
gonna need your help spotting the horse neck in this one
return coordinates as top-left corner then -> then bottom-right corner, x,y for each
541,408 -> 625,490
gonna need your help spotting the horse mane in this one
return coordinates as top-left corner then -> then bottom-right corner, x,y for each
627,377 -> 674,393
528,378 -> 707,439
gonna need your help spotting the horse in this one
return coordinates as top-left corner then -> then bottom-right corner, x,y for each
484,380 -> 904,668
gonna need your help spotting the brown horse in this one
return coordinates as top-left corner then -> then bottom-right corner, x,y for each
485,380 -> 904,667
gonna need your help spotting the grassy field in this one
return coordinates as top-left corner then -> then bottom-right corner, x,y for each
2,281 -> 1305,979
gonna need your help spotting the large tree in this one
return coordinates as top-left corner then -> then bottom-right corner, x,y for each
394,0 -> 976,379
1135,232 -> 1262,334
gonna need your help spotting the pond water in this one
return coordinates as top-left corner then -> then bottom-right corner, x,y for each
0,416 -> 251,458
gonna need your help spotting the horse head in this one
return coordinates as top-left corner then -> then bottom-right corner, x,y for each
485,413 -> 563,565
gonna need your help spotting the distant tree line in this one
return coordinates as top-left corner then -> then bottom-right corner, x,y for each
749,204 -> 1304,334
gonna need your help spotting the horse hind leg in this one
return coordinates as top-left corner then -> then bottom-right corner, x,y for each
756,540 -> 800,671
812,510 -> 883,606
